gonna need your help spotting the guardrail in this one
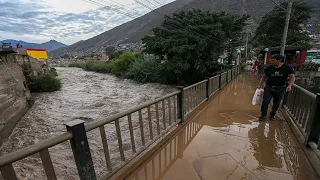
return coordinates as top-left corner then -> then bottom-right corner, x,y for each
124,120 -> 204,179
227,70 -> 232,83
284,84 -> 320,161
0,66 -> 241,180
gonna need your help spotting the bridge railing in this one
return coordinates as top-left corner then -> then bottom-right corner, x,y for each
284,84 -> 320,161
183,80 -> 207,116
208,75 -> 220,96
0,66 -> 241,180
123,120 -> 204,180
227,70 -> 232,83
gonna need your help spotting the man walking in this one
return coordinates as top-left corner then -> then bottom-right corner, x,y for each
257,55 -> 295,121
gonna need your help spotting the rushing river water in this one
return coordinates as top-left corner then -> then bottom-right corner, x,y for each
0,68 -> 175,180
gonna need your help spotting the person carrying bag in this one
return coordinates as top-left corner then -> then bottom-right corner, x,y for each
257,55 -> 295,121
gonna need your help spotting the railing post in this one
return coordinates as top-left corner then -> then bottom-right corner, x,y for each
65,120 -> 97,180
206,79 -> 210,101
231,68 -> 233,79
308,93 -> 320,145
177,126 -> 186,159
282,80 -> 290,107
177,86 -> 184,123
226,71 -> 228,83
219,74 -> 222,90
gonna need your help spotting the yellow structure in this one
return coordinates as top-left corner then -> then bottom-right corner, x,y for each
26,49 -> 48,59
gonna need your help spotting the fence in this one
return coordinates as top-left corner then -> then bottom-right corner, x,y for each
227,70 -> 232,83
221,72 -> 227,88
125,120 -> 204,180
0,66 -> 241,180
284,84 -> 320,161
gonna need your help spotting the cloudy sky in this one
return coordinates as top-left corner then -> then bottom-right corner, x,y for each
0,0 -> 174,45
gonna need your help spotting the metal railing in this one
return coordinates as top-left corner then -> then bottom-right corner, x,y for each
183,80 -> 207,116
208,75 -> 220,96
125,120 -> 204,180
0,66 -> 241,180
284,84 -> 320,161
227,70 -> 232,82
221,72 -> 227,88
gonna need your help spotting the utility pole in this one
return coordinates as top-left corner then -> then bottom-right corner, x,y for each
245,32 -> 249,59
280,0 -> 293,56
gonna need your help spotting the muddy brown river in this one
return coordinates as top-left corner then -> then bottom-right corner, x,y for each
0,67 -> 175,180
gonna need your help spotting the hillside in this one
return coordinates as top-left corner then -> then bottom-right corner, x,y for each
50,0 -> 319,56
0,40 -> 67,52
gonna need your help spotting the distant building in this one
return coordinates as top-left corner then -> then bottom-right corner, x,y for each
26,48 -> 48,67
0,44 -> 48,67
259,46 -> 308,65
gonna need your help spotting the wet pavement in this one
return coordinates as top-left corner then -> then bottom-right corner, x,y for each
125,72 -> 319,180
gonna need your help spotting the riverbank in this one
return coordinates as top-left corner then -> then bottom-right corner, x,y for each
69,52 -> 233,86
0,55 -> 32,147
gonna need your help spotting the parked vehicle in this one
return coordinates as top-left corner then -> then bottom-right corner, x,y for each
306,50 -> 320,64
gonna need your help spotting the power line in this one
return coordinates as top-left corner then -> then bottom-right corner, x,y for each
94,0 -> 141,17
83,0 -> 206,40
88,0 -> 235,44
149,0 -> 162,6
147,1 -> 219,38
141,0 -> 158,8
133,1 -> 215,38
83,0 -> 133,17
101,0 -> 142,16
84,0 -> 199,39
269,0 -> 287,10
81,0 -> 139,18
134,0 -> 155,11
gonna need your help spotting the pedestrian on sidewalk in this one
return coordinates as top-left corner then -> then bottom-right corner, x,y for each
257,55 -> 295,121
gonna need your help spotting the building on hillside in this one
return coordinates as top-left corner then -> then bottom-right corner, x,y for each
301,23 -> 320,49
259,46 -> 308,65
25,48 -> 48,67
0,43 -> 48,67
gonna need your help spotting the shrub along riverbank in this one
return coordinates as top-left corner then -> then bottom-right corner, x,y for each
24,68 -> 62,92
69,52 -> 233,86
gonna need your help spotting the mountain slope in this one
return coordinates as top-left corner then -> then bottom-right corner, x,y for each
0,40 -> 67,52
50,0 -> 319,56
50,0 -> 195,56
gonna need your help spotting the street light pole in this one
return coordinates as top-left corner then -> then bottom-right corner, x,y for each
280,0 -> 293,56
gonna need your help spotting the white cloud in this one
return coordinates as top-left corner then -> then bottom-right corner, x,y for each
41,0 -> 99,14
0,0 -> 175,45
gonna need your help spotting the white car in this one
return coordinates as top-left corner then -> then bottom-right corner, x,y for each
313,59 -> 320,64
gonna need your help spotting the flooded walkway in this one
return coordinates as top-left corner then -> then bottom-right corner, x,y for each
121,72 -> 318,180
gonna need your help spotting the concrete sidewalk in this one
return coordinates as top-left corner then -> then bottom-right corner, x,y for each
123,72 -> 318,180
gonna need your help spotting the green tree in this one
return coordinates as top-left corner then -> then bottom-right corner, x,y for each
111,52 -> 142,76
109,50 -> 125,60
253,0 -> 313,49
143,9 -> 249,84
61,54 -> 69,59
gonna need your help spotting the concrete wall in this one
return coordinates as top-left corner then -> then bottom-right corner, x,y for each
0,54 -> 34,146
